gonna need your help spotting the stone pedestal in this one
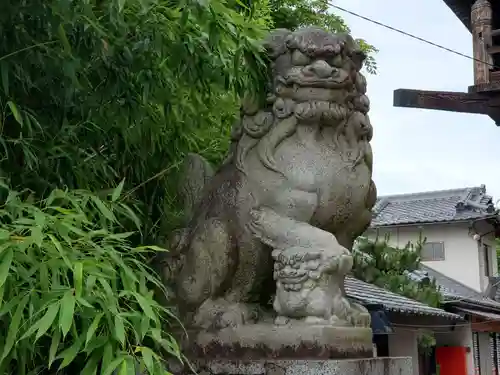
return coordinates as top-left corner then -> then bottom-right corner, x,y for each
175,323 -> 412,375
186,358 -> 413,375
185,323 -> 373,359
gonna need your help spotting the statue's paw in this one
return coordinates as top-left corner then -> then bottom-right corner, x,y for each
346,302 -> 371,328
247,209 -> 267,239
213,302 -> 260,329
274,315 -> 290,325
304,316 -> 329,325
337,253 -> 353,274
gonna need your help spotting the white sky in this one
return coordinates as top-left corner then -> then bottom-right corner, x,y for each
331,0 -> 500,202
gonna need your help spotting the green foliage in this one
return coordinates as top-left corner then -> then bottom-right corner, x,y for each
0,183 -> 181,374
0,0 -> 268,238
352,236 -> 442,308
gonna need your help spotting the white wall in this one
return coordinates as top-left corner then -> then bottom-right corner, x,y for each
388,328 -> 419,375
364,222 -> 498,292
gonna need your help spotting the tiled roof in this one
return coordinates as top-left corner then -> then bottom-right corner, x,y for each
372,185 -> 496,227
345,276 -> 461,320
410,265 -> 500,310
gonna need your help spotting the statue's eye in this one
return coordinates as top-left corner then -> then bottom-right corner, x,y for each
329,54 -> 344,68
291,50 -> 311,66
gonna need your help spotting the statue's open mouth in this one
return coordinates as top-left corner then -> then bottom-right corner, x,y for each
277,271 -> 308,284
284,76 -> 350,89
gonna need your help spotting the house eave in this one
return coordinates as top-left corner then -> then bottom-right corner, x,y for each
369,219 -> 477,229
443,297 -> 500,314
369,214 -> 500,230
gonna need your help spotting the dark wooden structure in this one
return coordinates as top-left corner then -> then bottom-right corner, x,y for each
393,0 -> 500,125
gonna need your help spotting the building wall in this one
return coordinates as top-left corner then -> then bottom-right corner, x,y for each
388,328 -> 419,375
364,222 -> 498,292
388,324 -> 475,375
434,323 -> 475,375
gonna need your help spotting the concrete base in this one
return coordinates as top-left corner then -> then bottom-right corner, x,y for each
186,358 -> 413,375
185,323 -> 373,359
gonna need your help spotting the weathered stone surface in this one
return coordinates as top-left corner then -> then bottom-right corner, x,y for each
183,323 -> 373,359
163,26 -> 376,331
176,358 -> 413,375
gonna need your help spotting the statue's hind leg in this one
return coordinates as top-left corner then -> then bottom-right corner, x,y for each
175,218 -> 233,323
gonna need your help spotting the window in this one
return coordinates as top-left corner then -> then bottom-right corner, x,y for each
420,242 -> 445,261
484,244 -> 492,277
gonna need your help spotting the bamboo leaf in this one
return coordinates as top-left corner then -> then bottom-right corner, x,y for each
59,290 -> 75,337
58,337 -> 82,369
48,329 -> 61,368
112,178 -> 125,202
85,312 -> 103,347
74,262 -> 83,298
133,292 -> 156,322
140,347 -> 155,375
34,302 -> 60,341
0,294 -> 29,361
6,101 -> 22,126
57,24 -> 72,54
114,315 -> 126,346
118,0 -> 126,13
102,357 -> 124,375
80,351 -> 100,375
91,196 -> 115,222
102,343 -> 113,374
0,61 -> 8,96
0,248 -> 13,289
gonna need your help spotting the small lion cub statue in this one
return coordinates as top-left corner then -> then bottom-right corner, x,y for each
272,246 -> 368,327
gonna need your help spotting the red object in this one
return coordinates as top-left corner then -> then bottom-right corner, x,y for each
436,346 -> 468,375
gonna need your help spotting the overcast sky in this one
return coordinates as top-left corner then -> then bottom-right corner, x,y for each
331,0 -> 500,202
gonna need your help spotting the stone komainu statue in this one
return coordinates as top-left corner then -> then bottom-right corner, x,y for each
164,27 -> 377,330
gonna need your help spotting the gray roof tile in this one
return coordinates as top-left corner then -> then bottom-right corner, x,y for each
372,185 -> 496,227
345,276 -> 461,320
412,265 -> 500,310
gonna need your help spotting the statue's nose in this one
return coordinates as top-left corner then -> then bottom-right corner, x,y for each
308,60 -> 334,78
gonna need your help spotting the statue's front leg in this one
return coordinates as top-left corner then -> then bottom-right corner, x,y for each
248,206 -> 352,325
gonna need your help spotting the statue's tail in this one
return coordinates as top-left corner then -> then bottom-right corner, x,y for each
160,153 -> 215,297
178,153 -> 214,221
165,152 -> 214,263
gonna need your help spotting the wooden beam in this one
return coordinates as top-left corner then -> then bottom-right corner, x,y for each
487,45 -> 500,54
393,88 -> 500,125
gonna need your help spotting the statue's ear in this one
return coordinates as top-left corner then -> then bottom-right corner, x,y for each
263,29 -> 292,59
348,36 -> 367,71
351,50 -> 366,72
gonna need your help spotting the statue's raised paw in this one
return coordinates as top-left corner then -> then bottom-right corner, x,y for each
346,301 -> 371,328
193,299 -> 261,330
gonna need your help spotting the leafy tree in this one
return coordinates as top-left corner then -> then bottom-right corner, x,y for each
0,0 -> 269,238
352,237 -> 441,309
352,236 -> 442,349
